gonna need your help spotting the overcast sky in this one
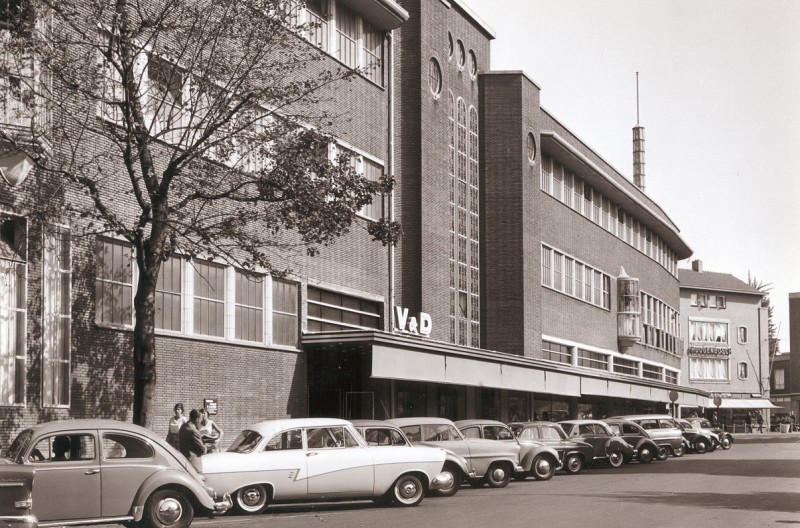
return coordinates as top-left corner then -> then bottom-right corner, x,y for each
465,0 -> 800,349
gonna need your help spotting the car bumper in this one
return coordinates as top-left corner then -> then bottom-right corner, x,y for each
213,493 -> 232,513
430,472 -> 455,491
0,515 -> 37,528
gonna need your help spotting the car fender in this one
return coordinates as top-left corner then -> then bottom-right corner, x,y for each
605,437 -> 634,458
131,467 -> 217,516
461,439 -> 521,476
518,444 -> 560,472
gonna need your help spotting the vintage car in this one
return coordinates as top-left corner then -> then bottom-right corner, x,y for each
676,419 -> 719,454
201,418 -> 450,513
603,419 -> 660,463
508,421 -> 595,475
607,414 -> 684,460
557,420 -> 635,468
687,418 -> 734,450
455,419 -> 560,481
387,417 -> 522,488
351,419 -> 474,497
0,460 -> 36,528
1,419 -> 231,528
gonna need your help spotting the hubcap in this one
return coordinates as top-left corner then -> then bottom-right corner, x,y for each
399,480 -> 419,500
568,458 -> 580,471
536,459 -> 552,475
491,467 -> 506,481
156,497 -> 182,525
243,488 -> 263,507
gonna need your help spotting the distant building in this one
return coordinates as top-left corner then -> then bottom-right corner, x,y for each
679,260 -> 774,431
770,292 -> 800,424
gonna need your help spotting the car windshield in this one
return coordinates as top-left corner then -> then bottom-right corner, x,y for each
607,424 -> 621,435
421,424 -> 462,442
5,429 -> 33,461
227,430 -> 263,453
483,425 -> 515,441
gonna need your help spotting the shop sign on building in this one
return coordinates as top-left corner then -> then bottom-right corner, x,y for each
687,345 -> 731,356
394,306 -> 432,336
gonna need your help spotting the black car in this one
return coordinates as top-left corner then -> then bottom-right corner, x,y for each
603,419 -> 660,463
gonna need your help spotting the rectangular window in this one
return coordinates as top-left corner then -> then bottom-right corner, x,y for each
99,49 -> 124,124
577,349 -> 608,370
541,246 -> 552,288
362,21 -> 383,84
146,56 -> 186,144
584,266 -> 592,302
689,357 -> 729,381
272,279 -> 298,347
642,363 -> 663,380
542,340 -> 571,364
575,262 -> 584,301
573,176 -> 583,214
690,293 -> 697,306
689,320 -> 728,343
583,185 -> 592,219
540,157 -> 552,193
192,260 -> 225,337
307,286 -> 381,332
665,370 -> 678,384
155,257 -> 182,332
563,171 -> 573,208
717,296 -> 726,308
564,257 -> 574,296
360,157 -> 383,220
774,368 -> 785,390
552,165 -> 563,201
95,238 -> 133,327
235,270 -> 264,342
613,357 -> 638,376
0,214 -> 27,405
335,3 -> 358,68
305,0 -> 330,51
43,225 -> 71,407
737,326 -> 748,344
553,251 -> 563,291
708,295 -> 717,308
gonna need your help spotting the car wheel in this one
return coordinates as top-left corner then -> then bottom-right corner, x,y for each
391,474 -> 425,506
607,450 -> 624,468
672,444 -> 685,457
531,455 -> 556,481
656,447 -> 669,461
485,463 -> 512,488
141,489 -> 194,528
720,436 -> 732,450
234,484 -> 269,514
431,465 -> 462,497
694,438 -> 709,454
563,453 -> 584,474
638,445 -> 655,464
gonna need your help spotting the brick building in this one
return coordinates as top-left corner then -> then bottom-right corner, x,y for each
2,0 -> 710,447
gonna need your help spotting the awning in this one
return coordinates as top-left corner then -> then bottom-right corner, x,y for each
709,398 -> 780,409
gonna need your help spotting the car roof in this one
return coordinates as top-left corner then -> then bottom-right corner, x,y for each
349,419 -> 395,428
453,419 -> 508,428
387,417 -> 456,426
22,419 -> 156,437
509,421 -> 562,427
608,414 -> 675,421
244,418 -> 353,438
558,419 -> 608,425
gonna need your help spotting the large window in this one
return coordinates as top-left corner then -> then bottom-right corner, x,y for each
578,349 -> 608,371
613,356 -> 638,376
0,214 -> 26,405
192,260 -> 225,337
774,368 -> 785,390
307,286 -> 381,332
95,238 -> 133,327
541,244 -> 610,309
272,279 -> 298,347
235,270 -> 263,342
155,257 -> 182,332
641,292 -> 680,354
689,357 -> 729,381
542,340 -> 571,364
689,320 -> 728,343
42,225 -> 71,407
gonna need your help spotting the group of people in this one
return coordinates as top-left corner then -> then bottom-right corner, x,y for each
745,410 -> 765,433
166,402 -> 223,470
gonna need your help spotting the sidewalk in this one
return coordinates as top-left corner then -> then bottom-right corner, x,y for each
732,430 -> 800,444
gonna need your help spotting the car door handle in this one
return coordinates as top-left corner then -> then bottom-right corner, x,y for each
85,469 -> 100,475
306,452 -> 318,457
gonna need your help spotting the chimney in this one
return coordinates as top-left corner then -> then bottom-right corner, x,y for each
692,259 -> 703,273
633,72 -> 645,192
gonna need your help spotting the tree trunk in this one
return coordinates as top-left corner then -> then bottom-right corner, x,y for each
132,256 -> 159,428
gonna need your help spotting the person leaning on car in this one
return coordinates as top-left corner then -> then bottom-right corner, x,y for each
179,408 -> 207,470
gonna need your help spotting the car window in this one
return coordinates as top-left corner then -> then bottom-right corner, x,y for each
607,424 -> 621,435
622,424 -> 639,435
422,424 -> 461,441
578,424 -> 595,435
639,419 -> 659,430
228,430 -> 263,453
400,425 -> 421,443
5,429 -> 33,461
102,433 -> 154,459
364,428 -> 407,446
461,426 -> 481,439
659,419 -> 677,429
306,427 -> 357,449
264,429 -> 302,451
29,434 -> 96,463
517,427 -> 539,441
541,426 -> 563,441
487,426 -> 514,440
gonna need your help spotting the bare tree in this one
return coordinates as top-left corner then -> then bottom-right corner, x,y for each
1,0 -> 400,426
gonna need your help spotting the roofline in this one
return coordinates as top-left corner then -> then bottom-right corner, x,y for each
679,284 -> 766,297
481,70 -> 541,90
445,0 -> 496,39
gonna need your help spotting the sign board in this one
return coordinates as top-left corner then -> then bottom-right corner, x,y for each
669,390 -> 679,402
394,306 -> 432,336
713,396 -> 722,408
203,398 -> 218,416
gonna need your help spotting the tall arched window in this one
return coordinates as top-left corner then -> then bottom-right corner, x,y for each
456,99 -> 468,345
448,91 -> 456,342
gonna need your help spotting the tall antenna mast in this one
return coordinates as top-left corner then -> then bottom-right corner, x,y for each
633,72 -> 645,192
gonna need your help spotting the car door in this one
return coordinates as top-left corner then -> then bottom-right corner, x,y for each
575,424 -> 605,457
28,431 -> 101,521
305,426 -> 374,498
99,430 -> 161,517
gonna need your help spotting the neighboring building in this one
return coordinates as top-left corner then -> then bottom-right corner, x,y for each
679,261 -> 774,431
2,0 -> 711,446
770,292 -> 800,425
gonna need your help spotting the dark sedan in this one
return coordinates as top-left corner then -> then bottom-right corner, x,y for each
558,420 -> 635,468
509,421 -> 595,474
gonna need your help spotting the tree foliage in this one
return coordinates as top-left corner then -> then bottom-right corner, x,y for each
1,0 -> 400,426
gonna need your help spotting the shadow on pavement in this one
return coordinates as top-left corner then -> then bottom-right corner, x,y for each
596,491 -> 800,514
588,458 -> 800,478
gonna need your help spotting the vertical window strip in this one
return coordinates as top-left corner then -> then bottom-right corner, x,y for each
235,270 -> 264,342
95,238 -> 133,327
0,215 -> 27,405
155,256 -> 182,331
335,2 -> 358,68
192,260 -> 225,337
43,225 -> 71,407
272,279 -> 298,347
362,21 -> 382,84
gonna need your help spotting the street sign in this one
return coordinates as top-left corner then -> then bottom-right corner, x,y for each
713,395 -> 722,408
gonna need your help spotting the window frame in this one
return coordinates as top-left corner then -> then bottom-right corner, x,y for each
42,224 -> 71,408
0,213 -> 28,406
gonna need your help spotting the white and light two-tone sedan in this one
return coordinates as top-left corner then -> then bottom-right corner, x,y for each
201,418 -> 451,514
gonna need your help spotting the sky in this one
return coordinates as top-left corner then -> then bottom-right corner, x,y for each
465,0 -> 800,350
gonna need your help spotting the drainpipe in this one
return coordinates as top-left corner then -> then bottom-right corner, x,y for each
387,30 -> 395,332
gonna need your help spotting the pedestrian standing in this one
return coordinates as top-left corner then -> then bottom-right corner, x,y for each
756,410 -> 764,433
746,411 -> 753,433
179,409 -> 207,471
790,411 -> 797,432
166,402 -> 187,449
199,407 -> 224,453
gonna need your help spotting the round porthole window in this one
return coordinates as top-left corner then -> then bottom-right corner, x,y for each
428,57 -> 442,97
447,32 -> 454,60
456,40 -> 465,70
527,132 -> 537,163
468,50 -> 477,78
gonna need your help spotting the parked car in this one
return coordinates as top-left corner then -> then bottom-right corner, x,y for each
607,414 -> 684,460
351,419 -> 473,497
676,419 -> 718,454
557,420 -> 635,468
0,460 -> 35,528
603,419 -> 660,463
1,419 -> 231,528
687,418 -> 734,449
455,419 -> 560,481
201,418 -> 450,513
508,421 -> 595,475
387,417 -> 522,488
